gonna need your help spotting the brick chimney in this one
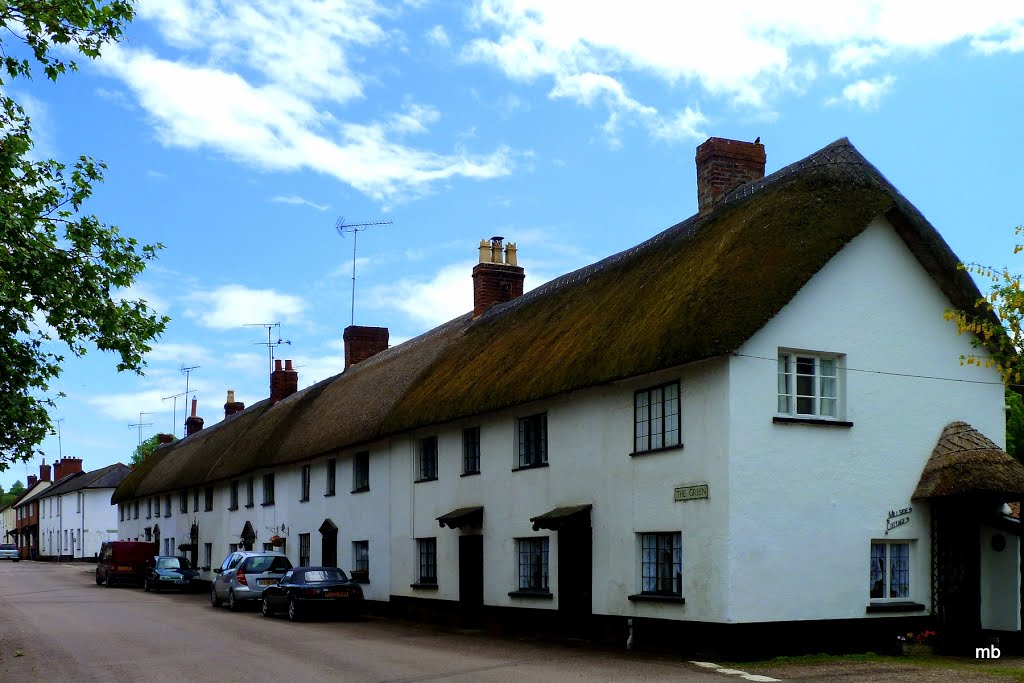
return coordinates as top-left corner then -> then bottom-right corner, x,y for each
39,458 -> 51,482
270,359 -> 298,404
343,326 -> 389,370
185,398 -> 205,436
27,475 -> 38,488
224,389 -> 245,418
156,433 -> 175,445
472,237 -> 525,318
696,137 -> 766,214
57,457 -> 83,479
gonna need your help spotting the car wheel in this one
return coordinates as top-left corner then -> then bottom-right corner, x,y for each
95,573 -> 103,586
287,596 -> 301,622
228,589 -> 239,612
261,596 -> 272,618
210,584 -> 222,607
104,572 -> 113,588
144,578 -> 151,592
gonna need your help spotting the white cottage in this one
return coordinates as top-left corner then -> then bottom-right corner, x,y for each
36,460 -> 130,561
112,137 -> 1024,657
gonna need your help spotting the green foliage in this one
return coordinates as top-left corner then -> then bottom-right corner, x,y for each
0,1 -> 169,469
1006,390 -> 1024,463
132,434 -> 174,467
0,479 -> 26,507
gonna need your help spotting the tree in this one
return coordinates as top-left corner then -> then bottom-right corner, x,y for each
0,480 -> 26,508
132,434 -> 175,467
0,2 -> 168,470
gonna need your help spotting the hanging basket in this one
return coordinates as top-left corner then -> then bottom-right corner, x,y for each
270,535 -> 284,547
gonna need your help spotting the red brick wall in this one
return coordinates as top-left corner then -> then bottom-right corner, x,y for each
343,326 -> 389,369
270,359 -> 298,403
472,262 -> 525,318
696,137 -> 766,214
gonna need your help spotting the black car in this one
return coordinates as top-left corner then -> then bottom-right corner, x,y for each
144,555 -> 201,592
260,566 -> 363,621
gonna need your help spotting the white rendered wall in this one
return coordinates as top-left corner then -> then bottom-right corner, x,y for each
980,526 -> 1021,631
726,217 -> 1005,623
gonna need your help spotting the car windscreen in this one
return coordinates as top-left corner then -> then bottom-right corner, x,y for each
0,544 -> 15,550
301,569 -> 348,583
157,557 -> 192,570
246,555 -> 292,574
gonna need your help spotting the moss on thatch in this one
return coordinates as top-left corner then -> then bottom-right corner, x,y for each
913,421 -> 1024,500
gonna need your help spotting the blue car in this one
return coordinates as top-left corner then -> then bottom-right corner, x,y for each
144,555 -> 201,592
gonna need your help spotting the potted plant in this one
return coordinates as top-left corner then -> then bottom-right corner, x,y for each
900,630 -> 937,656
270,535 -> 284,547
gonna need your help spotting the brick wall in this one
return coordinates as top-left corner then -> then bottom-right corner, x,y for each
696,137 -> 766,214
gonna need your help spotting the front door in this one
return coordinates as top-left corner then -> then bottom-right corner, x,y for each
459,535 -> 484,627
557,525 -> 592,635
320,519 -> 338,567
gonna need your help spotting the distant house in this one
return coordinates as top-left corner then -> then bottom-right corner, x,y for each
35,460 -> 131,561
0,503 -> 14,545
113,137 -> 1024,655
12,462 -> 54,559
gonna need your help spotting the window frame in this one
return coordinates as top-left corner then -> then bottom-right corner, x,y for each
352,451 -> 370,492
298,533 -> 311,567
633,381 -> 681,454
352,540 -> 369,582
516,413 -> 548,469
777,351 -> 843,420
164,495 -> 171,518
462,427 -> 481,475
133,501 -> 139,519
262,473 -> 275,506
193,489 -> 199,513
203,486 -> 213,512
325,458 -> 336,496
639,532 -> 683,597
416,437 -> 438,482
870,540 -> 911,601
300,464 -> 311,502
179,491 -> 187,514
245,477 -> 254,508
516,537 -> 550,592
415,537 -> 437,585
229,480 -> 239,511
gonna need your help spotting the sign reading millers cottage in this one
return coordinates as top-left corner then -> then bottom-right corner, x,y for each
885,505 -> 912,535
674,483 -> 709,502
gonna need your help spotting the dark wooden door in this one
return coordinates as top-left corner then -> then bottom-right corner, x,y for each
459,535 -> 484,626
321,531 -> 337,568
932,502 -> 981,653
558,526 -> 592,634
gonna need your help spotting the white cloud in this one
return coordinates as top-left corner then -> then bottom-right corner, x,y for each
96,3 -> 515,203
464,1 -> 1024,125
272,194 -> 330,211
366,260 -> 475,327
14,92 -> 57,160
426,24 -> 451,47
145,342 -> 210,364
827,76 -> 896,110
146,169 -> 167,179
184,284 -> 307,330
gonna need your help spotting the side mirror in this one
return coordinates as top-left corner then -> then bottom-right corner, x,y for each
213,567 -> 222,574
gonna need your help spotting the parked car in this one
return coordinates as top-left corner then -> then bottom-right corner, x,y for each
211,550 -> 291,611
96,541 -> 158,587
0,543 -> 19,561
144,555 -> 201,593
261,566 -> 364,621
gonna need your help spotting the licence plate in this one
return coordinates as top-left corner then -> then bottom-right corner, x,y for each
116,566 -> 131,571
258,579 -> 275,586
325,591 -> 348,598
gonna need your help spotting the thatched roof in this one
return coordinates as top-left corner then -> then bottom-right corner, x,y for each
114,138 -> 989,504
37,463 -> 131,500
913,422 -> 1024,500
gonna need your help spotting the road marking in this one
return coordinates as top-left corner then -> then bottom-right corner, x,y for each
689,661 -> 781,681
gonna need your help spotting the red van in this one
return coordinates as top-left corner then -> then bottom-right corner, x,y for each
96,541 -> 158,587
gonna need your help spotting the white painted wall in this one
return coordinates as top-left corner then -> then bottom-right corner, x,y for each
727,217 -> 1005,624
39,488 -> 119,560
981,525 -> 1021,631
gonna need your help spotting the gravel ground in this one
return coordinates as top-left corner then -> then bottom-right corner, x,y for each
741,655 -> 1024,682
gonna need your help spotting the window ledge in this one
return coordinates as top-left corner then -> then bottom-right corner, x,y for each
414,477 -> 438,484
410,582 -> 438,590
773,416 -> 853,428
508,589 -> 553,599
628,593 -> 685,604
227,506 -> 238,512
324,492 -> 336,498
461,471 -> 480,477
511,462 -> 550,473
260,502 -> 275,507
351,487 -> 370,494
629,444 -> 684,458
244,503 -> 254,509
299,497 -> 309,503
866,601 -> 926,613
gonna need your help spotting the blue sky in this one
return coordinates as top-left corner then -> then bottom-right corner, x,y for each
5,0 -> 1024,488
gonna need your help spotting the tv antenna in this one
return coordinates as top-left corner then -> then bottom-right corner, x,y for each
335,217 -> 392,326
54,418 -> 64,460
161,391 -> 192,438
180,364 -> 200,432
129,411 -> 154,447
244,322 -> 291,376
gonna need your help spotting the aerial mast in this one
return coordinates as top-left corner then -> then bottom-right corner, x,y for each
335,217 -> 392,326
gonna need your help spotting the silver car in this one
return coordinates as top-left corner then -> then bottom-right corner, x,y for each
210,551 -> 291,611
0,543 -> 19,561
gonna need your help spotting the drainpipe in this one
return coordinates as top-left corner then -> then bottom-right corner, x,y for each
79,491 -> 85,561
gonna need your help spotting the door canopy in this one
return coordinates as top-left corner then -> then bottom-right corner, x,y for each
913,421 -> 1024,502
319,518 -> 338,535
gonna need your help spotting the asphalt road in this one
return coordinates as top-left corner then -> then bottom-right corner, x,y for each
0,561 -> 739,682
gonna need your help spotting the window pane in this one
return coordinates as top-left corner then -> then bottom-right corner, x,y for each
820,398 -> 837,417
796,396 -> 814,414
869,543 -> 886,598
890,544 -> 910,598
820,377 -> 837,399
820,358 -> 836,377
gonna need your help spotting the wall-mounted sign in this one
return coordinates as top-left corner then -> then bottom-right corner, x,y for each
674,483 -> 709,502
885,506 -> 912,535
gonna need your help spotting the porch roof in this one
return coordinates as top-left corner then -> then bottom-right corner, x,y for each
436,506 -> 483,530
913,421 -> 1024,500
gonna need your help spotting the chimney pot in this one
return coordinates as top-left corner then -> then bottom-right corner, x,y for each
156,433 -> 175,445
226,389 -> 235,403
472,237 -> 525,318
185,400 -> 204,436
695,137 -> 766,214
190,397 -> 198,418
224,389 -> 245,418
27,475 -> 37,488
343,326 -> 389,370
39,459 -> 51,482
275,359 -> 283,372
